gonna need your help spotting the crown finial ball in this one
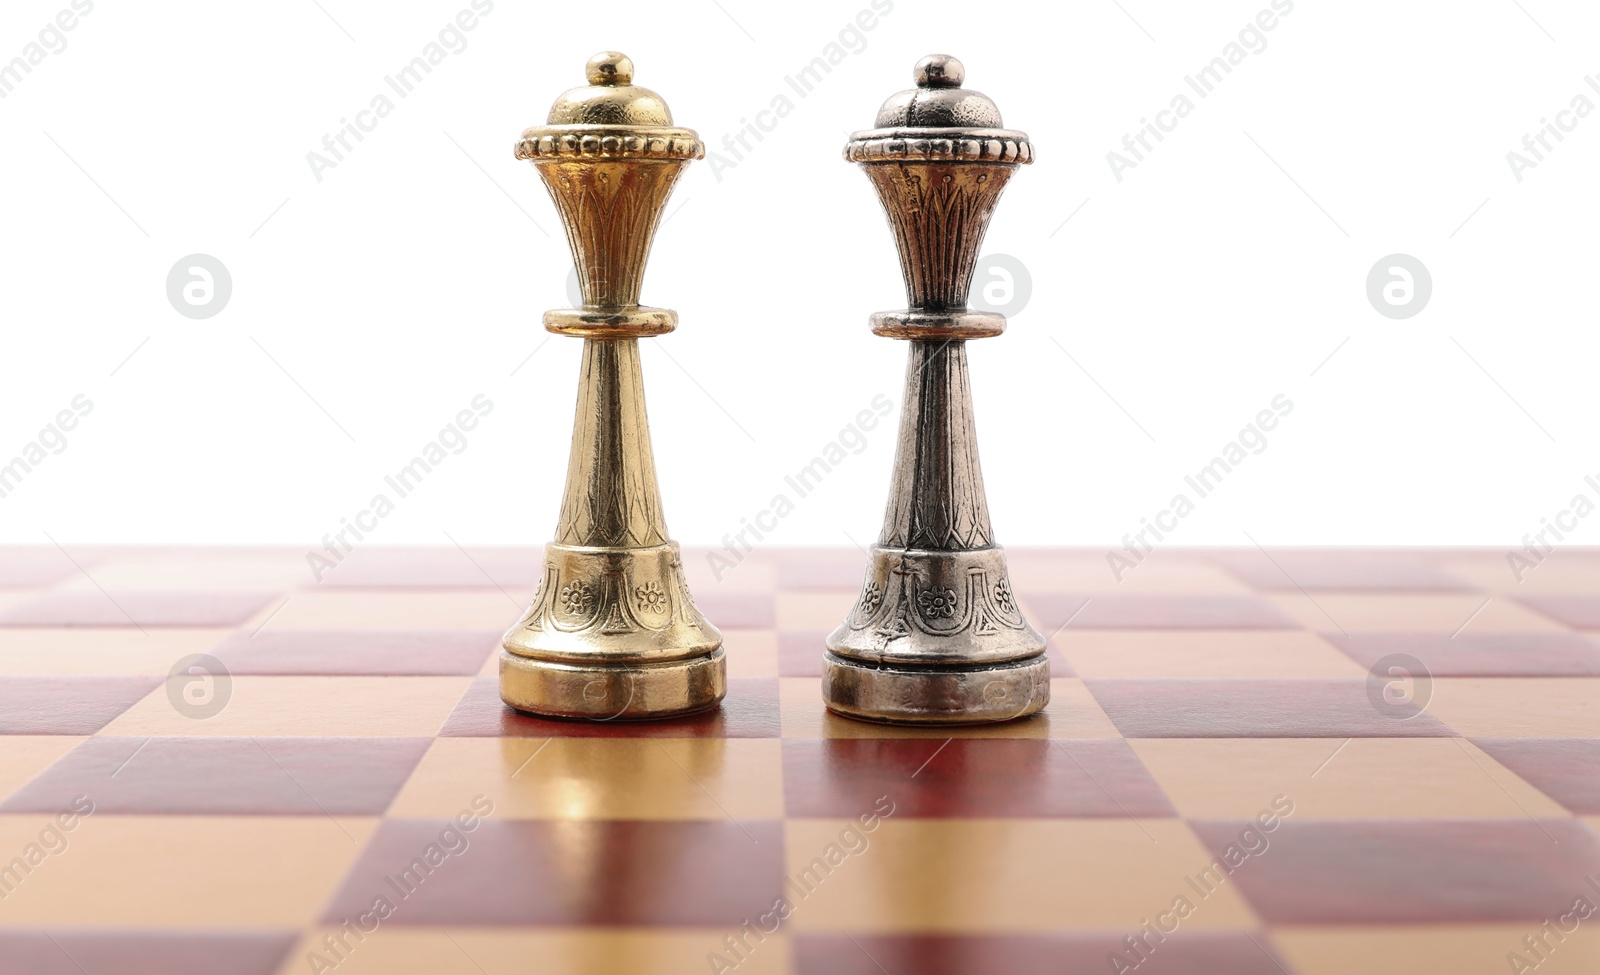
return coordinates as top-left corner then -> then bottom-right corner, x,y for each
586,52 -> 633,86
915,54 -> 964,88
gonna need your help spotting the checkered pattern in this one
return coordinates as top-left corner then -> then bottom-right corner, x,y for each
2,545 -> 1600,975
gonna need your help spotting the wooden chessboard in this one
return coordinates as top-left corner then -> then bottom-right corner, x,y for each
1,545 -> 1599,975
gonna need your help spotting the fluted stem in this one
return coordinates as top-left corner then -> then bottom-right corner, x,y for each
879,339 -> 996,551
554,338 -> 669,548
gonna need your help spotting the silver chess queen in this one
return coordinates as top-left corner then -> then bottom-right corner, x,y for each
823,55 -> 1049,725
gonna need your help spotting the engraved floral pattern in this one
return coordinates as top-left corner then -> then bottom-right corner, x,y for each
559,582 -> 595,615
917,587 -> 958,619
993,580 -> 1013,613
634,581 -> 668,614
860,581 -> 884,613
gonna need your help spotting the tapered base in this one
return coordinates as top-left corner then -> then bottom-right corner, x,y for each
824,545 -> 1050,724
499,541 -> 725,720
822,651 -> 1049,725
500,647 -> 725,721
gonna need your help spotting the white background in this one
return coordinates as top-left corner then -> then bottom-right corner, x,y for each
1,0 -> 1596,555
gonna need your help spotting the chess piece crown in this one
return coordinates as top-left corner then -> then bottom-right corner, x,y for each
824,55 -> 1049,725
499,52 -> 724,720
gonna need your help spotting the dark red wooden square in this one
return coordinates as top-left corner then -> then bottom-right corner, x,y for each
322,819 -> 784,926
1,736 -> 431,815
782,738 -> 1175,818
0,677 -> 158,734
1327,632 -> 1600,677
1086,679 -> 1453,737
211,629 -> 499,676
1517,596 -> 1600,629
794,933 -> 1295,975
1475,738 -> 1600,814
0,932 -> 294,975
1188,818 -> 1600,923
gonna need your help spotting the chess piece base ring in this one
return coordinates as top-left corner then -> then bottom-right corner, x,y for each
821,651 -> 1049,725
500,647 -> 725,721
